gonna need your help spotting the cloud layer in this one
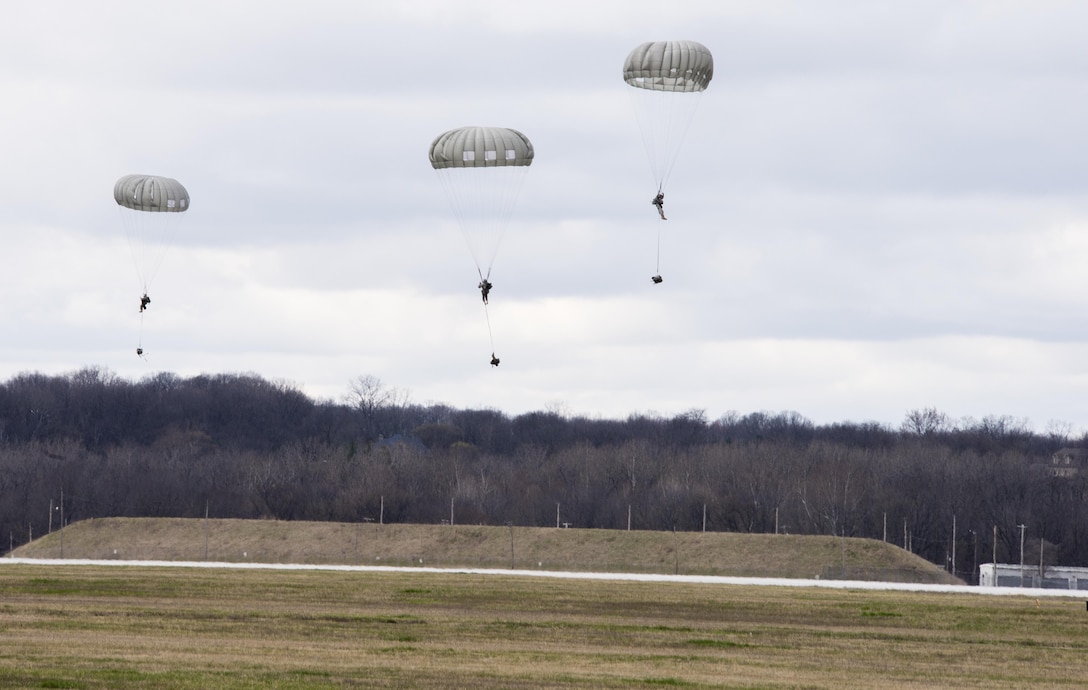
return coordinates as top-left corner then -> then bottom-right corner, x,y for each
2,1 -> 1087,431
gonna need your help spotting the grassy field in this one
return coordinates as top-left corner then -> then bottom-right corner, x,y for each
13,518 -> 961,584
0,562 -> 1085,689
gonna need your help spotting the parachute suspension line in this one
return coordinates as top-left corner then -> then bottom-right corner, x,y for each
118,203 -> 185,300
656,93 -> 700,193
626,88 -> 705,194
120,207 -> 148,294
434,165 -> 529,281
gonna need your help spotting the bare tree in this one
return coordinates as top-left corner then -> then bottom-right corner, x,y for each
344,375 -> 410,442
901,408 -> 950,436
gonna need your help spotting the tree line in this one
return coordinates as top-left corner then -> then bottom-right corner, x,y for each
2,366 -> 1085,582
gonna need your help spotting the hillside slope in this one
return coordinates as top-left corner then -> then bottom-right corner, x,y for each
12,517 -> 962,584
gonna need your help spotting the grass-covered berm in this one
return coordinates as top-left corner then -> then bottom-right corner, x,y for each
14,517 -> 961,583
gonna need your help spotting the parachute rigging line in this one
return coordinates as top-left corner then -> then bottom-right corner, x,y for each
656,225 -> 662,275
115,174 -> 189,363
483,301 -> 496,354
622,40 -> 713,195
429,126 -> 534,283
114,174 -> 189,296
628,92 -> 702,194
136,312 -> 147,361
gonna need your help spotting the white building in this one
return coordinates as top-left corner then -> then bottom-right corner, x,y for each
979,563 -> 1088,589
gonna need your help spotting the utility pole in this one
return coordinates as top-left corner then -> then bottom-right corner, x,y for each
673,526 -> 679,575
1039,537 -> 1044,582
508,522 -> 514,569
951,514 -> 956,577
59,488 -> 64,559
841,529 -> 847,578
1018,524 -> 1027,587
970,529 -> 979,585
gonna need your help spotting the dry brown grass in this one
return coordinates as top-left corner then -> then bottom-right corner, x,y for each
0,563 -> 1084,689
15,517 -> 959,584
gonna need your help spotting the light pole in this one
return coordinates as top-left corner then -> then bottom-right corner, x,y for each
507,522 -> 514,569
1017,524 -> 1027,587
969,529 -> 978,585
951,514 -> 956,577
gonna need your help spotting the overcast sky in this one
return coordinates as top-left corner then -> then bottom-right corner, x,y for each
2,1 -> 1087,431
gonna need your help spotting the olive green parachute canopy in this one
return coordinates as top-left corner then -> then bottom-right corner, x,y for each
114,174 -> 190,296
429,127 -> 534,170
428,125 -> 534,284
114,174 -> 190,213
623,40 -> 713,93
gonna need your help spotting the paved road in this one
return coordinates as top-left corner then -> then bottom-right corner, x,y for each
4,557 -> 1084,599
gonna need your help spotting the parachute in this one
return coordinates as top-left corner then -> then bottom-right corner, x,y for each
429,126 -> 534,364
623,40 -> 713,193
623,41 -> 712,281
113,174 -> 190,356
429,126 -> 534,281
